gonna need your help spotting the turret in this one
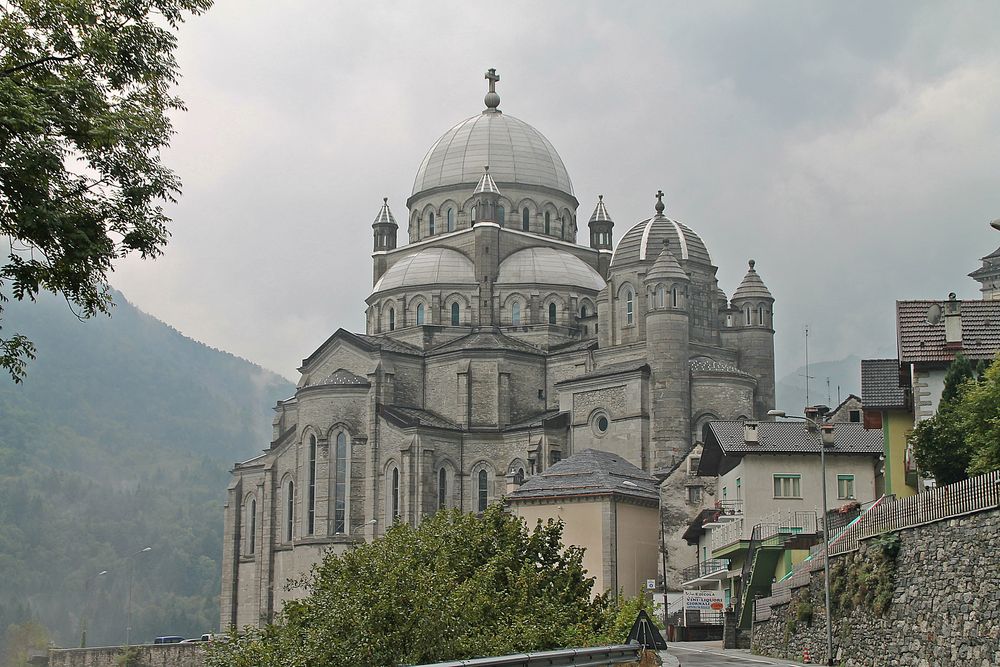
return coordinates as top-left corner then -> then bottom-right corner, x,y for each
726,259 -> 776,418
471,167 -> 502,324
644,239 -> 691,472
372,197 -> 398,285
588,195 -> 615,277
472,166 -> 501,226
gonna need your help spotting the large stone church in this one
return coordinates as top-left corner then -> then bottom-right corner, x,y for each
220,70 -> 776,628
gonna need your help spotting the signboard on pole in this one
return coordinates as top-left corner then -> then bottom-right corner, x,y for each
683,589 -> 725,611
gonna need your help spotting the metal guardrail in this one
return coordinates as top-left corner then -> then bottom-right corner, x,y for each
409,645 -> 644,667
681,558 -> 729,582
715,499 -> 743,516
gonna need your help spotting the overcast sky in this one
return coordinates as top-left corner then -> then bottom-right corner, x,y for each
111,1 -> 1000,381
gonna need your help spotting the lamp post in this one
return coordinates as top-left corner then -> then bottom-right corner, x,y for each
80,569 -> 108,648
351,519 -> 377,545
768,409 -> 835,667
125,546 -> 152,647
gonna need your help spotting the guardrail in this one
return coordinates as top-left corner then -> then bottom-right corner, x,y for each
409,645 -> 644,667
715,499 -> 743,516
681,558 -> 729,582
709,517 -> 743,551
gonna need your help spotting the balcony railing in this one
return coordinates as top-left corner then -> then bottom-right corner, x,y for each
709,510 -> 819,553
715,499 -> 743,516
681,558 -> 730,583
710,517 -> 744,551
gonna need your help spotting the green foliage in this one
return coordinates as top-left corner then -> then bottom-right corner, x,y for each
911,354 -> 1000,482
794,601 -> 814,626
0,0 -> 211,382
207,505 -> 654,667
0,291 -> 294,654
831,533 -> 900,617
115,646 -> 145,667
1,621 -> 50,667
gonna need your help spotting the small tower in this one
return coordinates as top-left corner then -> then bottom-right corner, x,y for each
589,195 -> 615,277
372,197 -> 398,286
727,259 -> 776,419
644,239 -> 691,471
968,219 -> 1000,299
472,166 -> 502,226
471,167 -> 502,325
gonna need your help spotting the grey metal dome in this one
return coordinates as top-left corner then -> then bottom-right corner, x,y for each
496,248 -> 606,292
610,213 -> 712,269
412,111 -> 574,197
372,248 -> 476,293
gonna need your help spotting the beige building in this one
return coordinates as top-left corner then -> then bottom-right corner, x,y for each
220,70 -> 778,629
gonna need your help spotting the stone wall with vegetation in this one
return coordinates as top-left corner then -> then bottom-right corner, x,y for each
48,644 -> 206,667
751,508 -> 1000,666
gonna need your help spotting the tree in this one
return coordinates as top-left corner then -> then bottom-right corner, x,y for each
1,621 -> 50,667
962,357 -> 1000,475
207,505 -> 656,667
911,354 -> 979,484
0,0 -> 212,382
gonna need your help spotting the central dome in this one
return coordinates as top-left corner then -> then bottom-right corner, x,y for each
412,111 -> 574,197
497,248 -> 605,292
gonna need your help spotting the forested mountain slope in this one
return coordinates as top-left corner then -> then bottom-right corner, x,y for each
0,290 -> 294,652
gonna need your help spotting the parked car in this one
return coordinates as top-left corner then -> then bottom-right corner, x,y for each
153,636 -> 184,644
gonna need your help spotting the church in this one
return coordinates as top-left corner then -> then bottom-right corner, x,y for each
220,69 -> 777,628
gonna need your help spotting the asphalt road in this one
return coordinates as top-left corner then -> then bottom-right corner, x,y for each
667,644 -> 811,666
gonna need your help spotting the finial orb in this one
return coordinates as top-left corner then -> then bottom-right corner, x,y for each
749,259 -> 756,270
484,91 -> 500,109
383,197 -> 388,204
598,194 -> 603,201
654,190 -> 665,214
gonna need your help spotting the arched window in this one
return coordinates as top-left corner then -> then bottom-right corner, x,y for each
333,432 -> 347,534
477,469 -> 488,512
745,306 -> 751,325
544,211 -> 551,235
388,308 -> 395,331
447,208 -> 454,231
514,467 -> 525,485
581,305 -> 589,318
471,206 -> 477,224
512,301 -> 521,326
438,468 -> 447,510
657,286 -> 666,308
247,496 -> 256,554
671,286 -> 679,308
416,303 -> 425,325
451,302 -> 460,326
391,467 -> 400,521
548,302 -> 557,325
758,306 -> 765,326
522,208 -> 530,231
307,434 -> 317,535
498,206 -> 505,227
285,480 -> 294,542
428,212 -> 435,235
626,291 -> 634,325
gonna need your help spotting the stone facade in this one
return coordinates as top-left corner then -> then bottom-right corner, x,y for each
221,72 -> 777,628
751,509 -> 1000,666
48,644 -> 205,667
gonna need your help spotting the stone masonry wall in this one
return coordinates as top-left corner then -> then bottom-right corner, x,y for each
751,508 -> 1000,666
49,644 -> 205,667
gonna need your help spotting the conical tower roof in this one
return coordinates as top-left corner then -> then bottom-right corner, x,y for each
645,239 -> 689,283
733,259 -> 773,301
372,197 -> 397,227
589,194 -> 613,224
473,166 -> 501,196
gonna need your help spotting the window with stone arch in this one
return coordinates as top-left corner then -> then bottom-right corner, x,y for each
428,212 -> 435,235
625,289 -> 634,325
447,208 -> 454,232
671,286 -> 679,308
388,307 -> 395,331
332,431 -> 348,534
471,206 -> 477,224
498,206 -> 505,227
307,433 -> 317,535
437,467 -> 448,510
416,303 -> 425,325
451,302 -> 460,326
758,304 -> 766,326
284,478 -> 294,542
656,285 -> 666,308
245,494 -> 257,555
548,302 -> 557,325
477,468 -> 489,512
387,464 -> 400,523
511,300 -> 521,326
580,304 -> 589,318
544,211 -> 551,235
745,305 -> 751,326
522,207 -> 530,231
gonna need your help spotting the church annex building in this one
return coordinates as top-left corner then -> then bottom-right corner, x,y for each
221,70 -> 777,628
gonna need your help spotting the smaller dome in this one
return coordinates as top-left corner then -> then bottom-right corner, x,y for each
716,286 -> 729,305
732,259 -> 773,301
610,194 -> 711,268
645,240 -> 689,284
497,248 -> 606,292
372,248 -> 476,293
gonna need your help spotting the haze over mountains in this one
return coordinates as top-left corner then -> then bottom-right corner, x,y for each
0,290 -> 293,650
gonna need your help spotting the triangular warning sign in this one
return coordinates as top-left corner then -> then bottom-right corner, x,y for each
626,609 -> 667,650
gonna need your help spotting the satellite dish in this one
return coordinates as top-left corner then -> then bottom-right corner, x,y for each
926,303 -> 942,325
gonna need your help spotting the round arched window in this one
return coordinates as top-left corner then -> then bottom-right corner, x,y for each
591,411 -> 610,437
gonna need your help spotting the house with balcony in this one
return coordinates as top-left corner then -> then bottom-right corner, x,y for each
684,418 -> 883,630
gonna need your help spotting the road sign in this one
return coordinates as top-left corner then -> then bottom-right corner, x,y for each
646,579 -> 656,590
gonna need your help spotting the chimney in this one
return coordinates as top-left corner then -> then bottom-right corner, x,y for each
743,421 -> 759,443
944,293 -> 962,348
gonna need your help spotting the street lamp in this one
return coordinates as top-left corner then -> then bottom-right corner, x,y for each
80,569 -> 108,648
125,546 -> 152,647
768,409 -> 835,667
351,519 -> 377,545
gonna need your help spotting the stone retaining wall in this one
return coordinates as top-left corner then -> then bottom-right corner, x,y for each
48,643 -> 205,667
751,508 -> 1000,666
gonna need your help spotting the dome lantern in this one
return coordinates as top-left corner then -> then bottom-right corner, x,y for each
372,197 -> 398,252
588,194 -> 614,251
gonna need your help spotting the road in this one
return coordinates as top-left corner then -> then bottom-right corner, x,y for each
667,643 -> 811,666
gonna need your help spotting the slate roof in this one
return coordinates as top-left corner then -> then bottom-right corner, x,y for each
683,508 -> 722,545
589,195 -> 613,224
732,260 -> 773,301
508,449 -> 659,502
315,368 -> 370,387
354,333 -> 424,356
555,360 -> 649,384
897,299 -> 1000,363
505,409 -> 564,429
431,329 -> 543,355
861,359 -> 908,410
372,198 -> 397,227
689,357 -> 754,378
380,405 -> 461,431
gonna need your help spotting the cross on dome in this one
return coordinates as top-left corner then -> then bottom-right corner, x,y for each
654,190 -> 665,215
484,68 -> 501,111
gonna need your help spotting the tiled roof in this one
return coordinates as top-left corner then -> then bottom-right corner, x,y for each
555,359 -> 649,384
861,359 -> 908,410
431,329 -> 543,355
705,421 -> 883,456
897,300 -> 1000,363
380,405 -> 461,431
354,333 -> 423,356
509,449 -> 659,502
548,339 -> 598,354
689,357 -> 754,378
505,409 -> 563,430
732,260 -> 773,301
316,368 -> 370,387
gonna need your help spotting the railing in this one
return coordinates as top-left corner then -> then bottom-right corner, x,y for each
710,517 -> 744,551
715,499 -> 744,516
412,645 -> 644,666
681,559 -> 730,583
759,510 -> 819,537
830,470 -> 1000,556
